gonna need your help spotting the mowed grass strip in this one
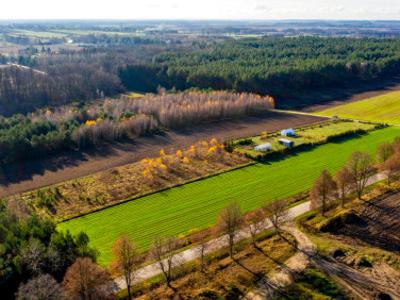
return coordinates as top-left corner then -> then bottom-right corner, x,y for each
316,91 -> 400,124
59,127 -> 400,265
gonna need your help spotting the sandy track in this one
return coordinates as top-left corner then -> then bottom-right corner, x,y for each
0,112 -> 324,198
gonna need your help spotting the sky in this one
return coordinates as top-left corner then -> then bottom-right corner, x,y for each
1,0 -> 399,20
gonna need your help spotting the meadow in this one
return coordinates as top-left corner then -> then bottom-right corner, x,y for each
58,127 -> 400,265
316,91 -> 400,124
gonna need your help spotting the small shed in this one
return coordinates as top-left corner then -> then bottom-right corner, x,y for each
254,143 -> 272,152
281,128 -> 296,137
279,138 -> 294,148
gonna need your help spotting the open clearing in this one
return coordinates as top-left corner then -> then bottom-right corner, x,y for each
315,91 -> 400,124
0,112 -> 324,198
59,127 -> 400,265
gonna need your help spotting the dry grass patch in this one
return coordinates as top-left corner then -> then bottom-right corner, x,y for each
11,139 -> 249,221
126,232 -> 296,300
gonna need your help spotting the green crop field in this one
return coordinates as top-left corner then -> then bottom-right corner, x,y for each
316,91 -> 400,124
59,127 -> 400,265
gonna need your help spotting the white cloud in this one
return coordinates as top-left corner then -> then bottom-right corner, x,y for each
0,0 -> 399,20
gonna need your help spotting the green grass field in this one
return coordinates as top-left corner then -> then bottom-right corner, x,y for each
316,91 -> 400,124
59,127 -> 400,265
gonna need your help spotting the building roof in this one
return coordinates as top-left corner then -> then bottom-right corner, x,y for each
279,138 -> 293,144
254,143 -> 272,151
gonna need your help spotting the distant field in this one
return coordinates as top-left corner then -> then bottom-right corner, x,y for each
59,127 -> 400,265
12,29 -> 68,38
316,91 -> 400,124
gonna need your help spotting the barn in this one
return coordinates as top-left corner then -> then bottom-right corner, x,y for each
279,138 -> 294,148
254,143 -> 272,152
281,128 -> 296,137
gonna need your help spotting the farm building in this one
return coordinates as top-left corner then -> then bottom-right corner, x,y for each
279,138 -> 294,148
281,128 -> 296,137
254,143 -> 272,152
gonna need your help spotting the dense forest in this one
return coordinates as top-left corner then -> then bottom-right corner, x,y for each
120,37 -> 400,107
0,91 -> 273,164
2,37 -> 400,116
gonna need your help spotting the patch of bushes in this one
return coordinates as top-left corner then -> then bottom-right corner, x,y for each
283,268 -> 344,299
356,256 -> 373,268
35,187 -> 63,209
318,211 -> 365,233
236,138 -> 254,146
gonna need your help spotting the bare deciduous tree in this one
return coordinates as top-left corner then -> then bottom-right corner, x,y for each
16,273 -> 64,300
244,209 -> 265,248
264,200 -> 288,233
62,257 -> 114,300
150,237 -> 180,291
110,235 -> 138,300
381,153 -> 400,185
20,238 -> 45,275
334,166 -> 352,207
194,231 -> 209,273
376,142 -> 394,163
346,152 -> 375,200
310,170 -> 337,215
216,202 -> 243,259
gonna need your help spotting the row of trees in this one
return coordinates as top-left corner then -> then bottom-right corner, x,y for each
0,91 -> 272,164
311,138 -> 400,215
107,199 -> 289,299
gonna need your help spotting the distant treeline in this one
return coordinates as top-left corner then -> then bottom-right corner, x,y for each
0,35 -> 400,116
119,37 -> 400,107
0,91 -> 272,164
2,36 -> 400,116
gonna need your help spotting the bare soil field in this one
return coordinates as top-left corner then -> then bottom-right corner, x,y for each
0,111 -> 324,198
335,190 -> 400,252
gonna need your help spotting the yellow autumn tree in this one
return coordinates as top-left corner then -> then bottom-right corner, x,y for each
85,120 -> 96,126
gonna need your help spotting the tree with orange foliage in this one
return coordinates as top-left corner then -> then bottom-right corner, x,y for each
62,257 -> 114,300
110,236 -> 138,300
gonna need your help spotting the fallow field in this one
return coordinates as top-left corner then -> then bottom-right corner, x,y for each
59,127 -> 400,265
316,91 -> 400,124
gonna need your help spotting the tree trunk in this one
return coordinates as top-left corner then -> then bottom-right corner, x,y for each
127,285 -> 131,300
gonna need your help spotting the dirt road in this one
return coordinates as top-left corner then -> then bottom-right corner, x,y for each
0,112 -> 324,198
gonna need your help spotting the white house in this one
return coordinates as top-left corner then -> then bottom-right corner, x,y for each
254,143 -> 272,152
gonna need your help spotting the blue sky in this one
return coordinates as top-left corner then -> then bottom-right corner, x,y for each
1,0 -> 399,20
